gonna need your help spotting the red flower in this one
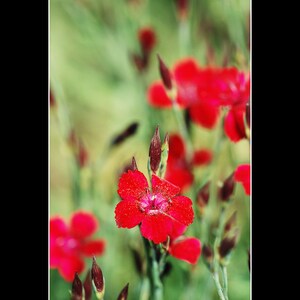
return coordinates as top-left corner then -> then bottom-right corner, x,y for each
50,211 -> 105,281
218,68 -> 250,142
147,58 -> 250,138
138,27 -> 156,54
165,134 -> 213,192
168,223 -> 201,264
165,134 -> 193,192
147,58 -> 221,129
192,149 -> 213,166
234,164 -> 250,195
115,170 -> 194,244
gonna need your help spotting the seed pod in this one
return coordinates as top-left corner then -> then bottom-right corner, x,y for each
224,211 -> 237,234
218,231 -> 239,259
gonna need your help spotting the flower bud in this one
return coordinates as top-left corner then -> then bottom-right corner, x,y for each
224,211 -> 237,234
71,273 -> 83,300
157,54 -> 172,90
202,244 -> 213,265
50,90 -> 56,108
176,0 -> 188,20
197,182 -> 210,214
91,257 -> 105,299
111,122 -> 139,147
149,126 -> 161,173
219,173 -> 235,202
218,231 -> 239,260
117,283 -> 129,300
138,27 -> 156,55
83,269 -> 92,300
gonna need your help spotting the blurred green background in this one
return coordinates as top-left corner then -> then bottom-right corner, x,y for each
50,0 -> 250,299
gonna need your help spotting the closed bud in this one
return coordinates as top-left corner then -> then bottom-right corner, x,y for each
117,283 -> 129,300
197,182 -> 210,214
149,126 -> 161,173
138,27 -> 156,55
71,273 -> 83,300
83,270 -> 92,300
131,53 -> 147,72
176,0 -> 188,20
224,211 -> 237,234
219,173 -> 235,202
78,141 -> 89,168
218,231 -> 239,260
202,244 -> 213,265
111,122 -> 139,147
91,257 -> 105,299
157,54 -> 172,90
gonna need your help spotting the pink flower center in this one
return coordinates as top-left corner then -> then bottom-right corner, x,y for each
56,237 -> 80,254
139,193 -> 169,215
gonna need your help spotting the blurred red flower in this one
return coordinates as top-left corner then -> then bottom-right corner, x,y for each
50,211 -> 105,281
138,27 -> 156,54
168,223 -> 201,264
165,134 -> 212,192
147,58 -> 250,142
115,170 -> 194,244
234,164 -> 250,195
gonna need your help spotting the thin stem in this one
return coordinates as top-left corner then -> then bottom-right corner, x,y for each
221,265 -> 229,300
212,272 -> 226,300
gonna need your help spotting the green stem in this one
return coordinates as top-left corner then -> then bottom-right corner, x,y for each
71,162 -> 81,209
221,265 -> 229,300
212,272 -> 226,300
142,238 -> 164,300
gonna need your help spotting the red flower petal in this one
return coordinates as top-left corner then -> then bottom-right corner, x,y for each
169,222 -> 187,240
81,240 -> 105,257
140,214 -> 173,244
58,255 -> 85,282
147,81 -> 173,108
152,175 -> 180,199
70,211 -> 98,239
165,166 -> 193,192
169,237 -> 201,264
115,200 -> 144,228
234,164 -> 250,195
50,217 -> 68,238
118,170 -> 149,201
167,195 -> 194,226
173,58 -> 199,83
168,134 -> 186,159
192,149 -> 213,166
224,109 -> 246,142
189,102 -> 220,129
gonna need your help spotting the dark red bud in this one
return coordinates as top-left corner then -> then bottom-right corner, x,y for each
91,257 -> 104,294
78,141 -> 89,168
149,126 -> 161,173
224,211 -> 237,234
138,27 -> 156,54
157,54 -> 172,90
131,53 -> 148,72
71,273 -> 83,300
202,244 -> 213,264
176,0 -> 189,20
219,173 -> 235,202
219,232 -> 238,258
197,182 -> 210,210
246,101 -> 250,128
83,270 -> 92,300
117,283 -> 129,300
50,90 -> 56,107
111,122 -> 139,147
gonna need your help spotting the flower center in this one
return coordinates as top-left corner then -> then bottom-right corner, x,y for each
139,193 -> 169,215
